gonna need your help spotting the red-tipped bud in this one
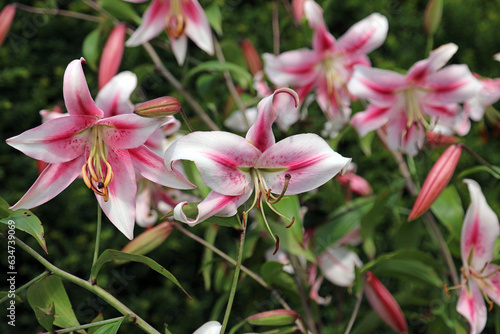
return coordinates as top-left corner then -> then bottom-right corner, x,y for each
0,5 -> 16,47
409,144 -> 462,221
292,0 -> 307,23
98,23 -> 126,89
246,309 -> 299,326
364,272 -> 408,334
424,0 -> 443,36
426,131 -> 458,148
240,38 -> 262,76
121,221 -> 173,257
134,96 -> 182,118
337,172 -> 373,197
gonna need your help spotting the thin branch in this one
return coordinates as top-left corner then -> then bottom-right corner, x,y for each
42,316 -> 126,334
13,3 -> 104,22
343,286 -> 364,334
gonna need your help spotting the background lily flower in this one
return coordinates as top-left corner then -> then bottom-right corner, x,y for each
457,179 -> 500,334
125,0 -> 214,65
349,43 -> 482,156
98,23 -> 126,89
264,2 -> 388,135
6,58 -> 194,239
164,88 -> 350,227
193,321 -> 221,334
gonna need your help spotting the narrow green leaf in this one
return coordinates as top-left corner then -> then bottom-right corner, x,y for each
33,302 -> 55,331
202,225 -> 218,291
0,196 -> 12,218
88,312 -> 104,334
0,209 -> 47,253
93,316 -> 126,334
260,262 -> 298,295
205,3 -> 223,36
187,61 -> 252,89
98,0 -> 142,24
27,276 -> 80,329
456,165 -> 500,180
368,258 -> 442,287
431,185 -> 464,239
91,249 -> 190,297
360,190 -> 392,259
82,28 -> 101,71
359,131 -> 375,156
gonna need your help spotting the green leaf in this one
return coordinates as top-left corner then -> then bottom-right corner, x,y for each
456,165 -> 500,180
88,312 -> 104,334
91,249 -> 190,297
98,0 -> 142,24
0,196 -> 12,218
360,190 -> 392,258
431,185 -> 464,239
27,276 -> 80,330
260,262 -> 298,295
359,131 -> 375,156
82,28 -> 101,72
187,61 -> 252,89
93,316 -> 126,334
202,225 -> 219,291
205,3 -> 223,36
32,302 -> 55,331
0,209 -> 47,253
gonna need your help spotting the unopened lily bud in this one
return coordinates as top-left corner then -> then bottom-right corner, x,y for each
292,0 -> 307,23
0,5 -> 16,47
337,172 -> 373,197
424,0 -> 443,36
134,96 -> 182,118
240,38 -> 262,76
98,23 -> 126,89
246,309 -> 299,326
364,272 -> 408,334
409,144 -> 462,220
121,221 -> 173,256
426,131 -> 458,148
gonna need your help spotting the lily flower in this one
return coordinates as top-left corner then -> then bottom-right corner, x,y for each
349,43 -> 481,156
193,321 -> 221,334
6,58 -> 194,239
125,0 -> 214,65
456,179 -> 500,334
164,88 -> 350,235
264,2 -> 388,135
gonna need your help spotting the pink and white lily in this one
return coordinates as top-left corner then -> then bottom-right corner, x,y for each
456,179 -> 500,334
164,88 -> 351,229
349,43 -> 482,156
6,58 -> 194,239
264,2 -> 388,134
125,0 -> 214,65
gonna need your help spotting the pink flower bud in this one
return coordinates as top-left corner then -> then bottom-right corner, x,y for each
134,96 -> 182,118
409,144 -> 462,221
98,23 -> 126,89
292,0 -> 307,22
0,5 -> 16,47
240,38 -> 262,76
426,131 -> 458,148
364,272 -> 408,334
337,172 -> 373,197
246,309 -> 299,326
121,221 -> 173,257
424,0 -> 443,36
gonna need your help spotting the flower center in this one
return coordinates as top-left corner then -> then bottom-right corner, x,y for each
166,0 -> 187,39
82,126 -> 113,201
403,87 -> 428,128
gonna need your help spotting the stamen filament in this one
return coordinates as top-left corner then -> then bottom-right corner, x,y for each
273,235 -> 280,255
87,156 -> 98,181
82,165 -> 92,189
260,203 -> 276,243
286,217 -> 295,228
267,174 -> 291,204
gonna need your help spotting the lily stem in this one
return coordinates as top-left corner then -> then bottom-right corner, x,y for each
92,203 -> 102,268
220,219 -> 246,334
460,143 -> 500,178
13,3 -> 103,22
15,237 -> 161,334
343,286 -> 364,334
41,316 -> 126,334
0,270 -> 49,305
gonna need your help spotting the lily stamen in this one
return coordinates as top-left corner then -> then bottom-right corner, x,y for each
267,174 -> 291,204
273,235 -> 280,255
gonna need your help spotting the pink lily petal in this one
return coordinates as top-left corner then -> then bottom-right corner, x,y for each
461,179 -> 499,271
407,43 -> 458,83
0,5 -> 16,47
97,148 -> 137,240
126,0 -> 169,47
6,115 -> 94,163
318,246 -> 362,287
348,66 -> 405,106
96,71 -> 137,117
246,88 -> 299,152
457,281 -> 487,334
421,102 -> 458,120
135,183 -> 158,228
465,78 -> 500,121
263,50 -> 321,87
480,264 -> 500,306
423,65 -> 482,104
129,145 -> 194,189
192,321 -> 222,334
10,157 -> 84,210
63,58 -> 104,117
122,0 -> 148,2
385,113 -> 425,156
174,190 -> 251,227
304,0 -> 326,31
170,34 -> 189,66
312,23 -> 335,55
164,132 -> 262,196
337,172 -> 373,196
336,13 -> 388,56
182,0 -> 214,55
315,74 -> 351,123
256,133 -> 351,195
97,114 -> 165,149
350,105 -> 393,137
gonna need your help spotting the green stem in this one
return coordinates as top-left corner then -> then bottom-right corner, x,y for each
13,3 -> 103,22
92,203 -> 102,267
15,237 -> 161,334
41,316 -> 126,334
460,144 -> 500,177
179,108 -> 195,133
343,286 -> 364,334
425,35 -> 434,56
220,220 -> 246,334
0,271 -> 49,304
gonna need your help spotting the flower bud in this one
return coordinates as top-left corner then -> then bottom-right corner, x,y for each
121,221 -> 173,256
424,0 -> 443,36
246,309 -> 299,326
98,23 -> 126,89
134,96 -> 182,118
0,5 -> 16,47
364,272 -> 408,334
292,0 -> 307,23
240,38 -> 262,76
426,131 -> 458,148
337,172 -> 373,197
409,144 -> 462,221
